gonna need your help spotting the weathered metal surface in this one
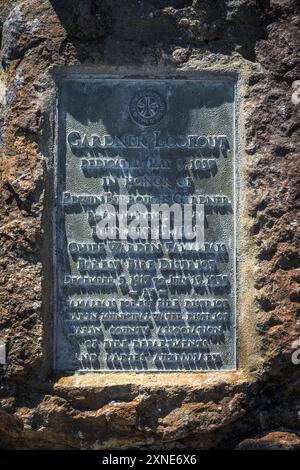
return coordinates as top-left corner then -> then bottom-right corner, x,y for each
54,77 -> 236,371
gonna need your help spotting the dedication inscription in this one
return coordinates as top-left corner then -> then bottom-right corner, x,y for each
54,77 -> 236,371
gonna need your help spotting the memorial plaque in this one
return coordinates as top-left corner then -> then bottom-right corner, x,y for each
54,77 -> 236,371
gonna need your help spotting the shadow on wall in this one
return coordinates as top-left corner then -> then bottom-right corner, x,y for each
49,0 -> 271,62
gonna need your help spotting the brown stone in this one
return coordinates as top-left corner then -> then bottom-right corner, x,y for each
237,431 -> 300,450
0,0 -> 299,449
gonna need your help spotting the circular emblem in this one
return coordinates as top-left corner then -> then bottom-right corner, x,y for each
129,90 -> 166,126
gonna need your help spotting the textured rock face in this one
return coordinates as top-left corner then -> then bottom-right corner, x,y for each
237,431 -> 300,450
0,0 -> 299,449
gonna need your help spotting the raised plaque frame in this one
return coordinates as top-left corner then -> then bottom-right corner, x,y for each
53,72 -> 239,373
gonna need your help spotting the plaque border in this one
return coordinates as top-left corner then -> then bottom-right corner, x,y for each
52,70 -> 240,374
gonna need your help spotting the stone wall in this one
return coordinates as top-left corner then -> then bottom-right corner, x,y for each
0,0 -> 299,449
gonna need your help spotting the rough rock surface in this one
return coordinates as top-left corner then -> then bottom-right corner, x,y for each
237,430 -> 300,450
0,0 -> 299,449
